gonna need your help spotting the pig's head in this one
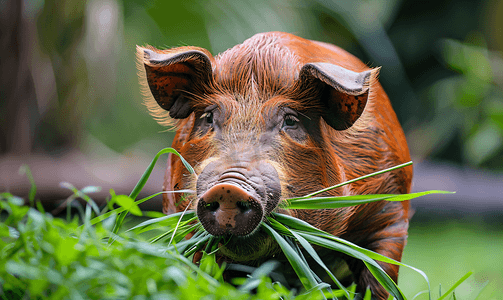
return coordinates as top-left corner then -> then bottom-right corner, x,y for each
137,32 -> 380,261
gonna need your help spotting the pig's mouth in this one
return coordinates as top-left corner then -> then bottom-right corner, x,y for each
216,227 -> 279,262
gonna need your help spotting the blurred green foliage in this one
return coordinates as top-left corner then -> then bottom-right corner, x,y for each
4,0 -> 503,169
409,36 -> 503,167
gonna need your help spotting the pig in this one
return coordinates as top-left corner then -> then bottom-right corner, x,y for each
136,32 -> 412,299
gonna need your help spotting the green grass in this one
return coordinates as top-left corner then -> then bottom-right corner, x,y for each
0,148 -> 477,299
399,221 -> 503,299
0,193 -> 296,300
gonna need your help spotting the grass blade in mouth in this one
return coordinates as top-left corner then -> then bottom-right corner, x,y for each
102,150 -> 441,298
261,223 -> 319,291
272,213 -> 430,288
269,213 -> 420,299
150,222 -> 200,244
303,161 -> 413,198
126,210 -> 196,234
183,232 -> 212,258
166,229 -> 206,254
269,217 -> 405,299
284,191 -> 454,210
268,218 -> 350,299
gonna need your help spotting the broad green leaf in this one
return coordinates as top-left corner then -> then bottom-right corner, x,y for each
112,194 -> 142,216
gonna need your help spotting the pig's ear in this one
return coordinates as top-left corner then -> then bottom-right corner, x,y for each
137,46 -> 213,120
298,63 -> 380,130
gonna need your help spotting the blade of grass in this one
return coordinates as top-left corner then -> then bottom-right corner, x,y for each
183,233 -> 212,257
271,213 -> 423,300
296,231 -> 405,300
150,222 -> 199,244
304,161 -> 412,198
139,216 -> 197,236
437,271 -> 472,300
130,148 -> 195,201
299,282 -> 332,298
269,218 -> 350,299
111,147 -> 195,241
168,198 -> 195,247
167,229 -> 206,254
273,212 -> 430,285
19,165 -> 36,206
126,211 -> 196,233
60,182 -> 101,215
204,236 -> 221,254
288,236 -> 326,290
237,261 -> 280,292
284,191 -> 453,209
412,290 -> 430,300
284,195 -> 392,209
363,287 -> 372,300
364,260 -> 405,300
88,191 -> 193,227
261,222 -> 318,291
171,251 -> 220,287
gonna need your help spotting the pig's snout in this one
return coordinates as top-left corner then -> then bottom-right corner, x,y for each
197,183 -> 264,236
196,161 -> 281,236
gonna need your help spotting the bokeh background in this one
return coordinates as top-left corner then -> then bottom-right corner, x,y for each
1,0 -> 502,298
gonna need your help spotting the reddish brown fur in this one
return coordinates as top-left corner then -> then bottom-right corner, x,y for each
138,32 -> 412,299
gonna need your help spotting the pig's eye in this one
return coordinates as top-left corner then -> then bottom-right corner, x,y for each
282,115 -> 299,128
203,112 -> 213,124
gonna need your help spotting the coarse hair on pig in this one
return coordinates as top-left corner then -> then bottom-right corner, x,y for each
137,32 -> 411,300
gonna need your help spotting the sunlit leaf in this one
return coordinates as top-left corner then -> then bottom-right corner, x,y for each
112,194 -> 142,216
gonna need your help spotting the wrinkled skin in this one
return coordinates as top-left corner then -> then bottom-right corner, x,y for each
137,32 -> 412,299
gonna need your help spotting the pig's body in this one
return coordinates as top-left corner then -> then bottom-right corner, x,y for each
138,32 -> 412,299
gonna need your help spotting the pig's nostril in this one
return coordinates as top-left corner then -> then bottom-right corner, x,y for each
236,201 -> 251,212
205,201 -> 219,212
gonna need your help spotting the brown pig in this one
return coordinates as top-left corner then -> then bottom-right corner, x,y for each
137,32 -> 412,299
